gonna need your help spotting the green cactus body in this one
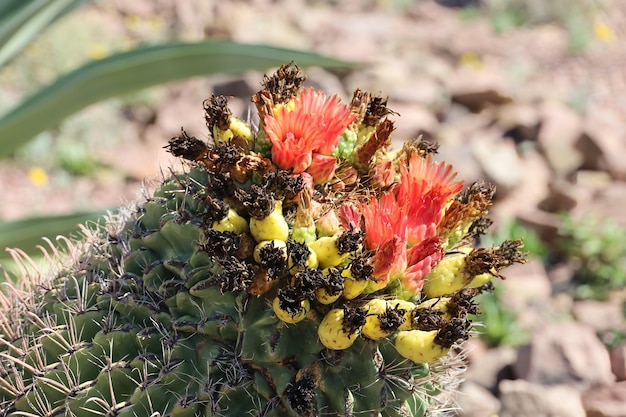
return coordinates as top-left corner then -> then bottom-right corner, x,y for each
0,64 -> 525,417
0,166 -> 437,417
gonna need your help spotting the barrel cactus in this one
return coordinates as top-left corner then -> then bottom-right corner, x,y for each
0,63 -> 525,417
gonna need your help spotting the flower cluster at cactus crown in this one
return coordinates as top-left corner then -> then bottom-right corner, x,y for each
0,63 -> 527,417
167,63 -> 526,357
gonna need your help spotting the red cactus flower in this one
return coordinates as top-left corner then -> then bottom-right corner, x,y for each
395,154 -> 463,247
308,153 -> 337,184
339,203 -> 361,232
402,229 -> 444,293
263,88 -> 355,175
360,193 -> 409,285
356,155 -> 463,295
370,235 -> 407,288
369,159 -> 396,189
263,109 -> 319,173
295,88 -> 356,155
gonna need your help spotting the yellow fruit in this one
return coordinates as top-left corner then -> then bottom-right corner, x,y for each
314,287 -> 341,305
422,250 -> 471,298
253,240 -> 287,264
229,117 -> 253,142
362,299 -> 391,340
388,299 -> 416,331
314,268 -> 344,304
467,270 -> 495,288
213,117 -> 253,143
318,308 -> 360,350
288,245 -> 319,272
341,269 -> 367,300
395,330 -> 449,363
250,201 -> 289,242
417,297 -> 452,320
309,236 -> 349,269
272,297 -> 309,324
363,278 -> 387,294
212,209 -> 249,234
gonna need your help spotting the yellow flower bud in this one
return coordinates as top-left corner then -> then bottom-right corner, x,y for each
388,299 -> 416,331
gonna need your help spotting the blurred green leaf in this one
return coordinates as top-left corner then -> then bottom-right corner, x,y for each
0,210 -> 108,257
470,285 -> 529,347
0,41 -> 355,158
0,0 -> 93,68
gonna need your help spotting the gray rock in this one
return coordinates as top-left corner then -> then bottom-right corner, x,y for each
465,346 -> 517,391
499,379 -> 585,417
432,128 -> 485,185
539,178 -> 583,212
572,300 -> 626,333
389,102 -> 440,149
582,381 -> 626,417
536,100 -> 584,177
447,65 -> 512,112
582,106 -> 626,180
498,261 -> 553,331
515,321 -> 615,387
570,182 -> 626,228
155,79 -> 214,137
611,343 -> 626,382
456,381 -> 500,417
496,102 -> 540,142
471,134 -> 522,195
490,148 -> 551,222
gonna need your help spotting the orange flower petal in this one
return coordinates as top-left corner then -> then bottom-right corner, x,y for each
308,153 -> 337,184
263,88 -> 355,171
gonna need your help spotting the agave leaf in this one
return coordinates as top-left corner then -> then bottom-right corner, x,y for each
0,210 -> 108,257
0,41 -> 355,158
0,0 -> 93,68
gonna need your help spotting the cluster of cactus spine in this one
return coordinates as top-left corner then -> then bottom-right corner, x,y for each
0,63 -> 525,417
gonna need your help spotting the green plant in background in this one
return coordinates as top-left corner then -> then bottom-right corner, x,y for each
470,219 -> 538,347
469,284 -> 529,347
0,0 -> 92,69
0,64 -> 526,417
0,0 -> 356,262
480,219 -> 546,261
558,213 -> 626,300
469,0 -> 609,51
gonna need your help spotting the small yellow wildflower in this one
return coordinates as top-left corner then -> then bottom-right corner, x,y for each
459,52 -> 482,70
124,15 -> 142,31
148,15 -> 164,31
28,167 -> 48,187
88,44 -> 108,60
594,21 -> 616,43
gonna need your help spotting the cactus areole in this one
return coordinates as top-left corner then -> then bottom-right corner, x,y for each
0,64 -> 525,417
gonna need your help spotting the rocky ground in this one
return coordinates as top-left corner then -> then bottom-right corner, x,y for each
1,0 -> 626,416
